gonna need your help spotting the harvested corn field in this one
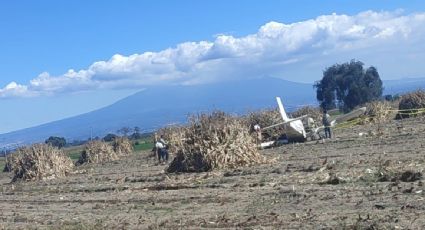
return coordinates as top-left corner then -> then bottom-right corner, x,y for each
1,116 -> 425,229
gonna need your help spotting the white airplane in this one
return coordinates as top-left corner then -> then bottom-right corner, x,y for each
259,97 -> 366,148
259,97 -> 308,148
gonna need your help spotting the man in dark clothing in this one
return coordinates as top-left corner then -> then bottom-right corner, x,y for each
322,109 -> 332,139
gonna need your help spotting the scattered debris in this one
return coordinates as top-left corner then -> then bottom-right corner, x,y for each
362,168 -> 422,183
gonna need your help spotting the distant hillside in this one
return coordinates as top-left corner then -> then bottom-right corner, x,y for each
0,78 -> 316,147
383,78 -> 425,94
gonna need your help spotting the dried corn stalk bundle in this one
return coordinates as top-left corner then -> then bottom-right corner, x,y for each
167,111 -> 266,173
3,151 -> 22,172
158,125 -> 186,153
244,109 -> 281,129
76,140 -> 118,165
398,90 -> 425,118
365,101 -> 394,123
11,144 -> 74,182
112,137 -> 133,156
243,109 -> 284,141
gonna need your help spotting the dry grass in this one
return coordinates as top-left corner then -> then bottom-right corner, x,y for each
76,141 -> 118,165
243,109 -> 284,141
364,100 -> 394,123
10,144 -> 74,182
166,111 -> 266,173
112,137 -> 133,156
3,153 -> 20,173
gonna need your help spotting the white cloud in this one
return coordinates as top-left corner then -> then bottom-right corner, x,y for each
2,10 -> 425,98
0,82 -> 32,97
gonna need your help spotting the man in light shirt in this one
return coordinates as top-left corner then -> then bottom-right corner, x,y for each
155,135 -> 169,164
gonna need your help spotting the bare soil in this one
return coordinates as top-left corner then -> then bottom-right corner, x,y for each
1,117 -> 425,229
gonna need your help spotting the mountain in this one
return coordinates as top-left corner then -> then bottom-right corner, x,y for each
0,78 -> 316,147
383,78 -> 425,95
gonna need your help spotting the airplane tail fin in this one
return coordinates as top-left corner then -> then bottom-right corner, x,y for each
276,97 -> 290,122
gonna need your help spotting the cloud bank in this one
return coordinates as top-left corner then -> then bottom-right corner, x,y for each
2,10 -> 425,98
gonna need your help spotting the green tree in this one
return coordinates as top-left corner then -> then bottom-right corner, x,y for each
45,136 -> 67,149
103,133 -> 118,142
130,126 -> 142,140
314,60 -> 383,111
134,126 -> 141,134
117,127 -> 131,137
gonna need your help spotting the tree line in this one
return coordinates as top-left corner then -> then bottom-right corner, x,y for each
45,126 -> 147,148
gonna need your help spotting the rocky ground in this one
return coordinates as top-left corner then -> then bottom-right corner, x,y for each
1,116 -> 425,229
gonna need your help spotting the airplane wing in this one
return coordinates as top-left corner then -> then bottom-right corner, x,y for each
313,107 -> 366,133
334,107 -> 366,124
270,97 -> 306,138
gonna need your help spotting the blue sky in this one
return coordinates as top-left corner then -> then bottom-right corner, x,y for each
1,0 -> 425,133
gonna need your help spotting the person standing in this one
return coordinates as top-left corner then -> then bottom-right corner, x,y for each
253,124 -> 262,143
152,133 -> 160,161
322,109 -> 332,139
155,135 -> 169,163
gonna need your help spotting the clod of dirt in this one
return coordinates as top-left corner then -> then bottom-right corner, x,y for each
374,204 -> 385,210
223,169 -> 260,177
399,170 -> 422,182
270,168 -> 283,174
301,165 -> 320,172
325,174 -> 341,185
403,186 -> 414,194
